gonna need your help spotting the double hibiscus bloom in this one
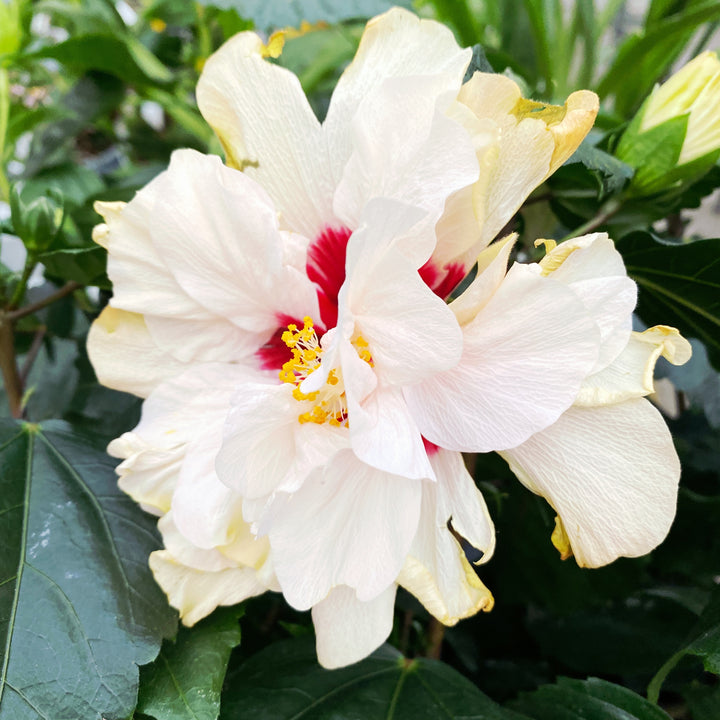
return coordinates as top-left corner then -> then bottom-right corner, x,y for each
89,9 -> 690,668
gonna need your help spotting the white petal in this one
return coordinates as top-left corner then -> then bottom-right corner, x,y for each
87,307 -> 189,398
449,233 -> 516,326
501,399 -> 681,567
539,234 -> 637,371
347,383 -> 435,481
312,584 -> 397,669
398,449 -> 494,624
268,450 -> 422,610
149,150 -> 319,336
406,263 -> 599,452
344,200 -> 463,384
334,75 -> 478,234
196,32 -> 333,237
576,326 -> 692,407
217,383 -> 348,501
324,7 -> 471,179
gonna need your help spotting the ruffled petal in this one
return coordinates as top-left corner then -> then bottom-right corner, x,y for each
196,32 -> 333,237
312,584 -> 397,669
87,307 -> 190,398
501,399 -> 681,567
576,326 -> 692,407
150,516 -> 275,627
456,75 -> 598,257
398,449 -> 494,624
217,383 -> 349,503
406,263 -> 599,452
148,150 -> 320,338
267,450 -> 422,610
324,7 -> 471,178
538,234 -> 637,371
333,75 -> 478,234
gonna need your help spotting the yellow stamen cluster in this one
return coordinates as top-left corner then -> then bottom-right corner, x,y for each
278,317 -> 372,428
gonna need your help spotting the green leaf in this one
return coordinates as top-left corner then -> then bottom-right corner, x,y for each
512,677 -> 672,720
220,637 -> 525,719
567,137 -> 634,196
463,44 -> 494,83
196,0 -> 411,31
648,585 -> 720,702
137,607 -> 243,720
0,420 -> 177,720
27,34 -> 172,85
617,233 -> 720,370
39,245 -> 108,286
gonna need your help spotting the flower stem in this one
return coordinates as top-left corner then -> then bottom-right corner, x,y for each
560,196 -> 623,241
9,256 -> 38,310
8,281 -> 81,321
0,313 -> 23,418
425,618 -> 445,660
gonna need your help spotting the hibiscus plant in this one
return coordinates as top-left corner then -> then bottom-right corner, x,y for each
0,1 -> 719,720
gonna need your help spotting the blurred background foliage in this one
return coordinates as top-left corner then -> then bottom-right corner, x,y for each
0,1 -> 719,719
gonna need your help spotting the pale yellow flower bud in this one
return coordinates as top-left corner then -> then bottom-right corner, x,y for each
641,51 -> 720,165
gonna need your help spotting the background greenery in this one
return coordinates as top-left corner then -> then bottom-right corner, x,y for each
0,1 -> 718,719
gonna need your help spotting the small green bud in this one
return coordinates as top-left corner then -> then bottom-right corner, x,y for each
616,52 -> 720,196
9,185 -> 65,253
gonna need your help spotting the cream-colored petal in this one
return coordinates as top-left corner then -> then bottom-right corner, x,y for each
196,32 -> 333,238
501,398 -> 681,568
576,326 -> 692,407
312,584 -> 397,669
398,449 -> 494,625
87,307 -> 190,398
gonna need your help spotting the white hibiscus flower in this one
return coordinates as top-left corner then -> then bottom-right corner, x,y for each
87,8 -> 686,670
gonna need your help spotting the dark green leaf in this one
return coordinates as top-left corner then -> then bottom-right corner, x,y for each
137,607 -> 242,720
512,677 -> 672,720
567,138 -> 634,196
221,637 -> 525,719
196,0 -> 411,31
617,233 -> 720,370
40,246 -> 107,286
0,420 -> 177,720
648,585 -> 720,702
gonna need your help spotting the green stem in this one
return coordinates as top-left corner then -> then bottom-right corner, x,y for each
9,256 -> 37,310
647,648 -> 685,704
425,618 -> 445,660
560,196 -> 623,241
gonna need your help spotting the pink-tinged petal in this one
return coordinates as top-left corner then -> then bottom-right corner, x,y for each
406,263 -> 599,452
149,150 -> 320,338
399,449 -> 495,624
196,32 -> 334,238
312,584 -> 397,669
334,75 -> 479,236
87,307 -> 190,398
539,234 -> 637,371
501,399 -> 681,567
268,450 -> 422,610
324,7 -> 471,180
576,326 -> 692,407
